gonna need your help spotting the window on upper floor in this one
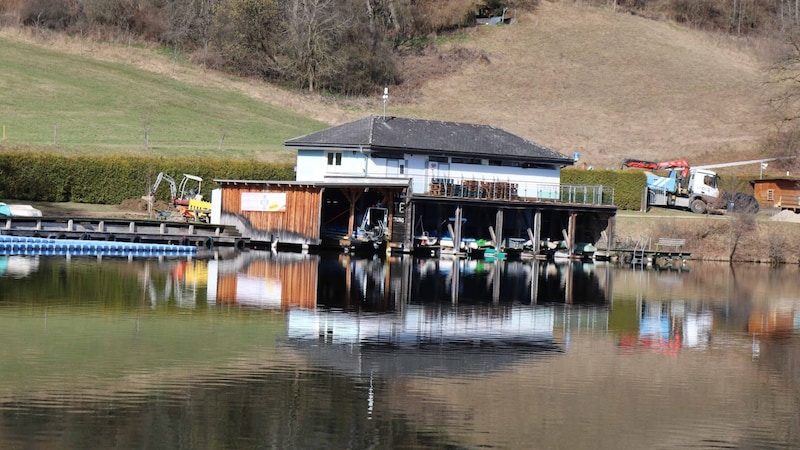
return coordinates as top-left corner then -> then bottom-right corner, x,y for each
451,157 -> 482,165
327,152 -> 342,166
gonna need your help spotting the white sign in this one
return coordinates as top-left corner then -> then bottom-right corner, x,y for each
241,192 -> 287,212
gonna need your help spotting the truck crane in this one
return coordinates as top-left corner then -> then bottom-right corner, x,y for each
621,157 -> 792,214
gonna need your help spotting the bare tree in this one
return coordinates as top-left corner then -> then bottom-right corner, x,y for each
210,0 -> 282,77
282,0 -> 347,92
163,0 -> 219,67
768,37 -> 800,122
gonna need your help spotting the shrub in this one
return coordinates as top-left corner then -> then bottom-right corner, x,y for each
561,168 -> 646,211
0,151 -> 294,204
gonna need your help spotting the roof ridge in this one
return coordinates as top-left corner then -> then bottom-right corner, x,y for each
368,115 -> 376,145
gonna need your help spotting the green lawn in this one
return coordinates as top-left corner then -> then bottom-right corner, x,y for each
0,38 -> 325,161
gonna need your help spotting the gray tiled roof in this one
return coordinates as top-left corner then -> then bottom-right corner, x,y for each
285,116 -> 573,164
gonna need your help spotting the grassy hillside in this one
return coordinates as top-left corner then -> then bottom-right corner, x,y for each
0,1 -> 786,173
0,33 -> 327,162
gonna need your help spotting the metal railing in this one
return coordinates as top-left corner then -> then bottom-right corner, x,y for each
420,177 -> 615,206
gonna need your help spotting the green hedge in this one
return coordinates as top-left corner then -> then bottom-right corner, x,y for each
0,152 -> 649,210
561,168 -> 646,211
0,152 -> 295,204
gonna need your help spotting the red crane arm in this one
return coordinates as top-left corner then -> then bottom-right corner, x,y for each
622,158 -> 691,179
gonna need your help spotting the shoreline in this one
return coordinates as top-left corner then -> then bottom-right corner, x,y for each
6,200 -> 800,264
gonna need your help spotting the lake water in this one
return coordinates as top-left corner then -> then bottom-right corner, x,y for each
0,250 -> 799,449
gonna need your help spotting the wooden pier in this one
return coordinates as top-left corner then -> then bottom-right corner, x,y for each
596,237 -> 691,268
1,216 -> 248,249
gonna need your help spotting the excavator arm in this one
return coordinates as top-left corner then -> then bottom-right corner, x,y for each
149,172 -> 178,204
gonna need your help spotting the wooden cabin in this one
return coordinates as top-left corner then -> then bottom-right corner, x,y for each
751,178 -> 800,211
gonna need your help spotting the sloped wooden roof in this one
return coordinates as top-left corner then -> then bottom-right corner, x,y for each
285,115 -> 573,165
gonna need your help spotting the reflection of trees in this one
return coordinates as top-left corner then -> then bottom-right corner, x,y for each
0,256 -> 184,308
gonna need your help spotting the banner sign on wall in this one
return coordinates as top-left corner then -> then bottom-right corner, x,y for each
241,192 -> 287,212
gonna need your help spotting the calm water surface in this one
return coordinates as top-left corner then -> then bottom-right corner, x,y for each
0,251 -> 799,449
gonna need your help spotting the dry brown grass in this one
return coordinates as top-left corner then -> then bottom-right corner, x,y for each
395,1 -> 778,169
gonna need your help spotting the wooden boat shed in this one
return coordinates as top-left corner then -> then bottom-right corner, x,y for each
212,115 -> 618,255
212,178 -> 410,250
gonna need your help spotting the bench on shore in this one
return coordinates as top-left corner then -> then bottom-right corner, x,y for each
655,237 -> 686,251
655,237 -> 686,253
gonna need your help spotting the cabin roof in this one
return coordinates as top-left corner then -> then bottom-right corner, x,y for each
750,177 -> 800,186
284,115 -> 573,165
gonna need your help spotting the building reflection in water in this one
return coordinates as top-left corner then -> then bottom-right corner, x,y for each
198,252 -> 611,361
200,252 -> 613,311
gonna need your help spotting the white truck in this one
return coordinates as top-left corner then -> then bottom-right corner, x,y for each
622,158 -> 772,214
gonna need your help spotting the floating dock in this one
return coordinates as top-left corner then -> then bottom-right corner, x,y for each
0,235 -> 197,257
1,217 -> 248,249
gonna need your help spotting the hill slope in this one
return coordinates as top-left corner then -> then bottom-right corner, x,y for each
0,1 -> 780,170
399,1 -> 774,169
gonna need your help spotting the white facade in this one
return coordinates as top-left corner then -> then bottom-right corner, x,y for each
295,148 -> 564,199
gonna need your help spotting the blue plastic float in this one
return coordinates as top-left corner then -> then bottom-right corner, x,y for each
0,236 -> 197,256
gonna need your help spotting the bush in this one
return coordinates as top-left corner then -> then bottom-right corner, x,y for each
561,168 -> 646,211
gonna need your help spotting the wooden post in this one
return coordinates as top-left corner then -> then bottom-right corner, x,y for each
607,215 -> 616,255
567,212 -> 577,257
379,188 -> 393,240
348,202 -> 356,238
454,206 -> 463,252
532,209 -> 542,255
495,209 -> 504,249
342,188 -> 364,239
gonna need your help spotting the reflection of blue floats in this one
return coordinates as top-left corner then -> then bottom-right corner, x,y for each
0,236 -> 197,256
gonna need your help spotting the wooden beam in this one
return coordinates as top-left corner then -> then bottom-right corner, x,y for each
341,188 -> 364,238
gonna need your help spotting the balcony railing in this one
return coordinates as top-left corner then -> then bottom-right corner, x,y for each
420,177 -> 615,206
